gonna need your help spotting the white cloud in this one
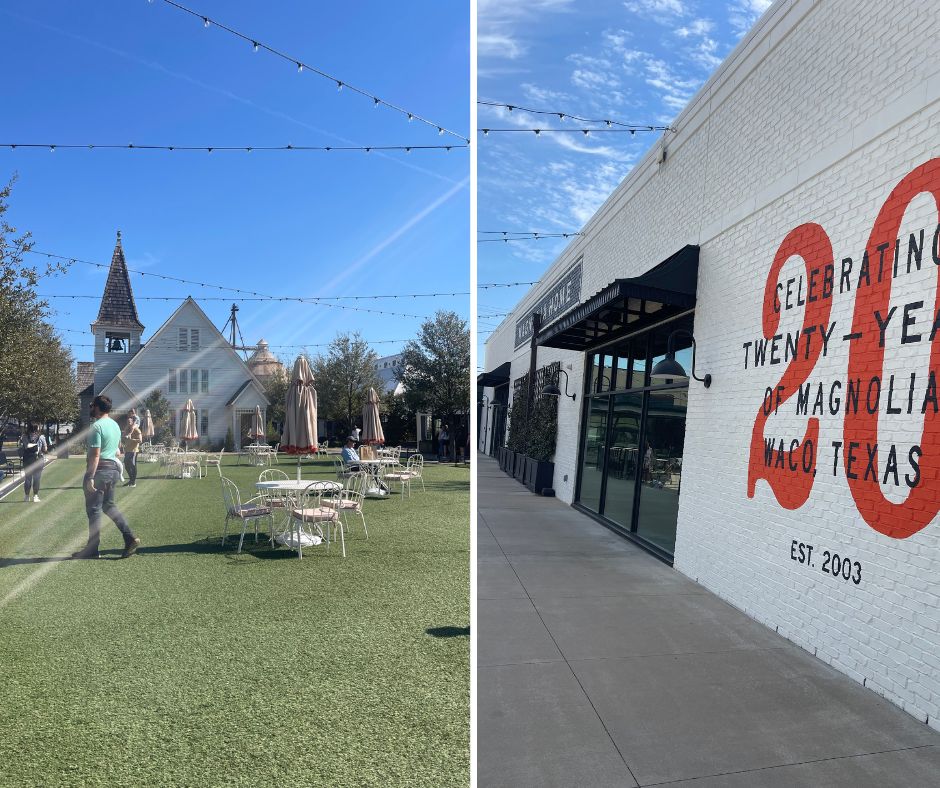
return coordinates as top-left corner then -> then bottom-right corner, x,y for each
478,33 -> 526,60
643,56 -> 703,115
479,0 -> 574,60
624,0 -> 688,21
676,18 -> 714,38
728,0 -> 774,36
520,83 -> 574,104
568,53 -> 620,91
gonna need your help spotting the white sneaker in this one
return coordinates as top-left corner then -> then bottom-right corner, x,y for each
32,495 -> 40,502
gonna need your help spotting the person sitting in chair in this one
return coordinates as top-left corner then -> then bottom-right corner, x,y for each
341,436 -> 362,471
342,436 -> 389,492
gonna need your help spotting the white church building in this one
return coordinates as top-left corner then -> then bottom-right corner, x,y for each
78,233 -> 269,449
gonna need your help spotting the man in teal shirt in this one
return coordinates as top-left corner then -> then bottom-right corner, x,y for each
72,395 -> 140,559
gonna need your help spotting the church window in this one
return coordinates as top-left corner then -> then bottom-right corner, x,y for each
179,369 -> 188,392
168,369 -> 177,394
201,369 -> 209,393
200,411 -> 209,437
191,329 -> 200,351
190,369 -> 199,394
178,328 -> 188,352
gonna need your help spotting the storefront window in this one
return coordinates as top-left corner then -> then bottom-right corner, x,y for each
602,392 -> 642,528
578,397 -> 609,512
636,389 -> 687,554
575,312 -> 694,559
649,317 -> 694,386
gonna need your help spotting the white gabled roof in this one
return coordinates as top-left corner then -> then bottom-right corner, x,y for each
106,296 -> 270,406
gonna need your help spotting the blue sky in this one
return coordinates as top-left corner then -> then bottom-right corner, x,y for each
477,0 -> 772,365
1,1 -> 469,367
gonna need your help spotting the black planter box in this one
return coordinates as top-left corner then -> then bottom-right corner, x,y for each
525,458 -> 555,495
513,453 -> 526,481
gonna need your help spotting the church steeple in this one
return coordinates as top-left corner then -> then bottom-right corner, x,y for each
90,231 -> 144,394
91,230 -> 144,333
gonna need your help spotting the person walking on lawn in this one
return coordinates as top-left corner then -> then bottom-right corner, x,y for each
72,395 -> 140,560
18,424 -> 47,502
122,414 -> 142,487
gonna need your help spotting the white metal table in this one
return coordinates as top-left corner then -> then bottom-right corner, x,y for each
357,457 -> 398,498
255,479 -> 344,551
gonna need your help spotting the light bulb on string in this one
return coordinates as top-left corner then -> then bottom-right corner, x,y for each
438,127 -> 444,135
297,62 -> 303,72
407,113 -> 413,122
203,17 -> 210,27
336,81 -> 343,91
482,129 -> 489,136
373,98 -> 380,108
533,129 -> 541,137
252,41 -> 259,52
630,129 -> 635,136
582,129 -> 590,136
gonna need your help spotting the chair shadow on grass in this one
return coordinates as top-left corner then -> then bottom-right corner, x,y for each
426,626 -> 470,638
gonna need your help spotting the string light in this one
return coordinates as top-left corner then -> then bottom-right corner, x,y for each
478,231 -> 581,243
155,0 -> 470,143
40,293 -> 431,320
2,142 -> 466,154
478,100 -> 675,133
478,128 -> 647,135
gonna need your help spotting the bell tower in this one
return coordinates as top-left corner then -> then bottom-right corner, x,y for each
91,230 -> 145,394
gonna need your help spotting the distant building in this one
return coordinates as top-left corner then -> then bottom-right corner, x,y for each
76,232 -> 268,448
246,339 -> 287,386
376,353 -> 404,396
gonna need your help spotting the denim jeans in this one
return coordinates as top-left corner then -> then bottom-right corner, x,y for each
23,456 -> 43,496
125,452 -> 137,484
84,464 -> 135,552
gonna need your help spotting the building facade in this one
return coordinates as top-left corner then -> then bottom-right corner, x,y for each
481,0 -> 940,732
79,234 -> 268,448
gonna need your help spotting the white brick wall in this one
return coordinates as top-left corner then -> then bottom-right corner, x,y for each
483,0 -> 940,731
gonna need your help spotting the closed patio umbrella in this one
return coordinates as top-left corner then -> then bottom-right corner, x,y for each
181,399 -> 198,448
140,409 -> 155,439
280,355 -> 318,480
249,405 -> 265,442
361,387 -> 385,445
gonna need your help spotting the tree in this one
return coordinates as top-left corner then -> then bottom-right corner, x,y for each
398,311 -> 470,457
143,390 -> 172,444
0,176 -> 72,428
262,366 -> 289,434
381,390 -> 414,445
310,333 -> 383,437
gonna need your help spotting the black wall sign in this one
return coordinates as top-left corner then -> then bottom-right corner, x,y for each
514,261 -> 583,348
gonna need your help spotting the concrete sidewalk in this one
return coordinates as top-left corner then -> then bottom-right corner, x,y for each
477,455 -> 940,787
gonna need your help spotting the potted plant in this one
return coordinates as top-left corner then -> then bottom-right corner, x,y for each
523,395 -> 557,495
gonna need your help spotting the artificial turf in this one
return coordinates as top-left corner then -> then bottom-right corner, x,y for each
0,455 -> 469,787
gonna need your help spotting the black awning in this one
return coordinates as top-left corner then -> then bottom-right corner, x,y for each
537,245 -> 699,351
476,361 -> 511,387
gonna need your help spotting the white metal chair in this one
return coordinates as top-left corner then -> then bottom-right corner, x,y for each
403,454 -> 425,493
322,471 -> 368,539
204,448 -> 224,474
257,468 -> 291,520
332,456 -> 353,480
220,476 -> 274,553
284,481 -> 342,558
383,460 -> 413,500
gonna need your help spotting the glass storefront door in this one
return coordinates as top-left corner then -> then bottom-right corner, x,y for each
602,392 -> 642,529
574,314 -> 693,559
636,389 -> 687,554
578,396 -> 609,512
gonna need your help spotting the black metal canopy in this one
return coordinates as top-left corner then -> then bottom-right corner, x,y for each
537,245 -> 699,351
476,361 -> 511,387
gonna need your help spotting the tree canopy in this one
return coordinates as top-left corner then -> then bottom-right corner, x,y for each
309,332 -> 383,437
398,310 -> 470,422
0,177 -> 76,427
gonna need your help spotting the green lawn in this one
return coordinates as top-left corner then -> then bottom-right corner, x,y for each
0,455 -> 469,787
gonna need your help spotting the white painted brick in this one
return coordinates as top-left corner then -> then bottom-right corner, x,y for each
483,0 -> 940,732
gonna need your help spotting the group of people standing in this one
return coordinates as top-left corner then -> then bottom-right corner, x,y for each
14,397 -> 142,559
